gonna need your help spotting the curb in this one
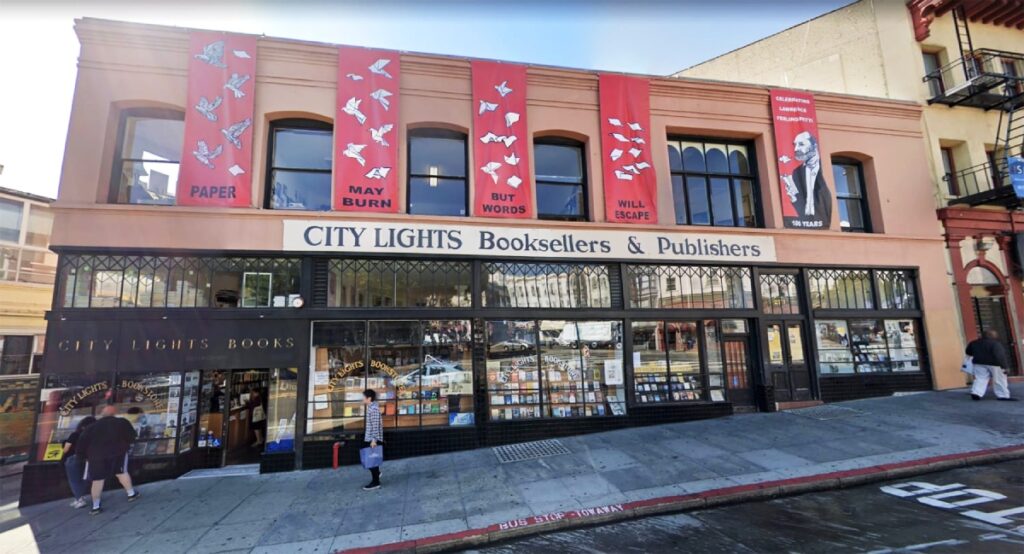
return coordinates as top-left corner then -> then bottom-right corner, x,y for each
335,444 -> 1024,554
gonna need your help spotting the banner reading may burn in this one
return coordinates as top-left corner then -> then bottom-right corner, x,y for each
599,75 -> 657,224
334,47 -> 401,212
770,89 -> 832,230
472,61 -> 532,218
178,31 -> 257,207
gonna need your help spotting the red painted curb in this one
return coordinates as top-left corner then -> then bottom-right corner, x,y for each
333,444 -> 1024,554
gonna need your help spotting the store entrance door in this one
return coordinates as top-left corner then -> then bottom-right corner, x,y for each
972,294 -> 1019,375
723,336 -> 756,410
198,369 -> 270,466
761,321 -> 812,403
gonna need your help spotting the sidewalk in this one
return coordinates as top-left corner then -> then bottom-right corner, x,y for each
2,385 -> 1022,554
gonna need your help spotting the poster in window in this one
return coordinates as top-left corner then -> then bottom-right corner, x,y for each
599,75 -> 657,224
334,47 -> 401,213
178,31 -> 257,207
770,89 -> 832,230
766,325 -> 784,363
471,61 -> 532,218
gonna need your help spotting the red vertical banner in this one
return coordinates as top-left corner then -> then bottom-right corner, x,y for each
334,47 -> 400,212
471,61 -> 532,218
770,89 -> 832,229
599,75 -> 656,224
178,31 -> 257,207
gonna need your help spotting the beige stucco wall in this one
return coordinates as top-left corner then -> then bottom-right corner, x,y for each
53,18 -> 964,389
0,282 -> 49,337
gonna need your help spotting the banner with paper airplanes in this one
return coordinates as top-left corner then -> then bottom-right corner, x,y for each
334,47 -> 401,212
178,31 -> 257,207
471,61 -> 532,218
599,75 -> 657,224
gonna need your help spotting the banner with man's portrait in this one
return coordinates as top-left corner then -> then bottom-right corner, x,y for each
770,89 -> 832,230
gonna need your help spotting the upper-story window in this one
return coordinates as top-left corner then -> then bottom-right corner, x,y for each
922,51 -> 944,98
0,195 -> 56,285
266,119 -> 333,211
534,139 -> 587,221
408,129 -> 467,216
832,158 -> 871,233
110,109 -> 185,205
667,138 -> 758,227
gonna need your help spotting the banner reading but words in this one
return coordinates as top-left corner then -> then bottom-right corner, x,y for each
472,61 -> 532,218
335,47 -> 401,212
770,89 -> 832,230
599,75 -> 657,224
178,31 -> 257,207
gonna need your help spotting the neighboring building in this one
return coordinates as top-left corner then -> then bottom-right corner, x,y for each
0,186 -> 55,464
677,0 -> 1024,373
23,17 -> 961,503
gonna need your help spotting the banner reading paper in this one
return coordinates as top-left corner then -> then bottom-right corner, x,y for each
599,75 -> 656,224
770,89 -> 832,229
178,32 -> 257,207
472,61 -> 532,218
335,47 -> 401,212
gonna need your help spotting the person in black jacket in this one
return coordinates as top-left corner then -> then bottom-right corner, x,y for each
78,404 -> 141,514
966,330 -> 1018,401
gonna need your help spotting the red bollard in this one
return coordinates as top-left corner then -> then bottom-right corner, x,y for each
332,441 -> 343,469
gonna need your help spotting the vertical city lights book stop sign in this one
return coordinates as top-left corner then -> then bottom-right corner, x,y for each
177,32 -> 257,207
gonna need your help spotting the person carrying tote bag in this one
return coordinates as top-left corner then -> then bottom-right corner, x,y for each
360,389 -> 384,490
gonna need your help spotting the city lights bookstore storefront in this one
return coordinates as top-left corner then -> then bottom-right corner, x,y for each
22,222 -> 931,504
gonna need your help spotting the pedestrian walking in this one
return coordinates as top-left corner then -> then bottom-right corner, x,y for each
62,416 -> 96,509
361,389 -> 383,490
965,330 -> 1018,401
78,404 -> 141,514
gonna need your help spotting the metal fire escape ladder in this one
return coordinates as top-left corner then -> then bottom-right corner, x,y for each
994,102 -> 1024,178
953,5 -> 976,81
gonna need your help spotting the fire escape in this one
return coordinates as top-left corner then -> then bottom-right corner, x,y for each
920,3 -> 1024,207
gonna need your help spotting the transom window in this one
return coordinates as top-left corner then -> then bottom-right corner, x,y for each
408,129 -> 468,216
534,139 -> 587,221
832,159 -> 871,233
266,120 -> 333,211
110,109 -> 185,205
667,138 -> 758,227
626,265 -> 753,310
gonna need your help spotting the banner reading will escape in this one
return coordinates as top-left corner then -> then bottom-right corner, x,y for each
599,75 -> 657,224
770,89 -> 832,230
472,61 -> 532,218
178,31 -> 257,207
334,47 -> 401,212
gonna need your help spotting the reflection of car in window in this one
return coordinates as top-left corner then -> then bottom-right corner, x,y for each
394,355 -> 468,387
490,339 -> 533,352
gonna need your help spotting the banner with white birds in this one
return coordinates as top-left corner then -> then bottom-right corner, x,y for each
471,61 -> 532,218
178,31 -> 257,207
335,47 -> 400,212
599,75 -> 656,224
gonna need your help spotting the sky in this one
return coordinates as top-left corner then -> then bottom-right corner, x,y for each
0,0 -> 851,199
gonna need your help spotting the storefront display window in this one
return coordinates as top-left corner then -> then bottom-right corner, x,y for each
487,320 -> 542,420
0,375 -> 38,463
541,321 -> 624,417
113,372 -> 180,457
266,368 -> 298,452
34,373 -> 112,462
178,371 -> 199,454
703,320 -> 726,401
815,319 -> 924,374
632,321 -> 709,403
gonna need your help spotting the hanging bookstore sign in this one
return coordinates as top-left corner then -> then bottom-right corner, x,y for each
283,220 -> 776,262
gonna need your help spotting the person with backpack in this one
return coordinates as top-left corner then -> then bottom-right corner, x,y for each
77,404 -> 141,514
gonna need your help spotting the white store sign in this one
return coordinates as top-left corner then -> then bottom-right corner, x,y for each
282,220 -> 776,262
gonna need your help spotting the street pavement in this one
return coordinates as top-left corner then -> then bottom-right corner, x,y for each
0,384 -> 1022,554
471,459 -> 1024,553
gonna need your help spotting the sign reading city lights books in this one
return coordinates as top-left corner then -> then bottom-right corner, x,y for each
334,47 -> 401,212
599,75 -> 657,224
770,89 -> 833,230
472,61 -> 532,218
178,31 -> 257,207
283,220 -> 776,262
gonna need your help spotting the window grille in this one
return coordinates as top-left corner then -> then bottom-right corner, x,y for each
808,269 -> 874,310
625,265 -> 753,310
875,270 -> 918,310
759,273 -> 800,314
327,259 -> 472,308
482,262 -> 611,308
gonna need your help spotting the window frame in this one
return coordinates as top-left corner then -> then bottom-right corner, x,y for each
107,108 -> 186,205
940,146 -> 959,196
832,157 -> 872,234
406,128 -> 469,217
667,136 -> 762,228
921,50 -> 945,97
264,118 -> 334,211
533,137 -> 589,222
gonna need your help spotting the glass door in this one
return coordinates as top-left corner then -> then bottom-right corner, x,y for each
761,321 -> 812,403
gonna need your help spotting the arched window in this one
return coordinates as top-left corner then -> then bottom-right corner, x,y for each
109,108 -> 185,205
407,128 -> 468,216
534,138 -> 587,221
265,119 -> 333,211
667,138 -> 759,227
832,158 -> 871,233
